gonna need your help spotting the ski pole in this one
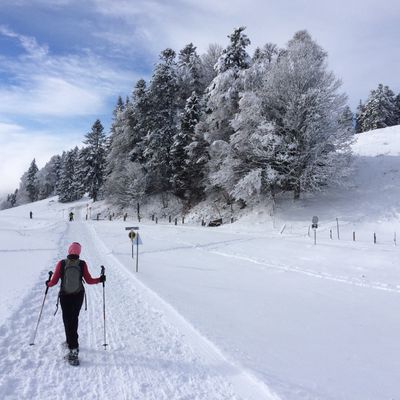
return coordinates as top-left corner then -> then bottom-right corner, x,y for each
30,271 -> 53,346
101,265 -> 108,350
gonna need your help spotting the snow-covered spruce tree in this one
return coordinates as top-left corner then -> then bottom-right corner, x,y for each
128,79 -> 152,164
81,119 -> 107,202
338,106 -> 354,135
360,84 -> 397,132
170,91 -> 202,201
185,129 -> 209,205
355,100 -> 365,133
394,93 -> 400,125
122,79 -> 153,204
198,27 -> 251,202
2,189 -> 18,209
74,148 -> 90,199
177,43 -> 204,105
142,49 -> 179,195
104,81 -> 150,206
55,151 -> 66,196
26,159 -> 39,202
202,27 -> 251,144
103,97 -> 129,203
259,30 -> 352,199
107,96 -> 125,154
15,171 -> 29,205
58,147 -> 81,203
37,154 -> 62,199
9,189 -> 18,207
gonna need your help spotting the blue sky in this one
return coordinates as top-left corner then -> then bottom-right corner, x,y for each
0,0 -> 399,195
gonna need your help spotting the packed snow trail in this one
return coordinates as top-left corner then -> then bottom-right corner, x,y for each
0,217 -> 278,400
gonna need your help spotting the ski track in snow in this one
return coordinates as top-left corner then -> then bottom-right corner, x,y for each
172,237 -> 400,294
0,210 -> 278,400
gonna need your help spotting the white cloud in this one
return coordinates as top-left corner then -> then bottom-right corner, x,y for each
0,25 -> 49,58
87,0 -> 400,107
0,27 -> 138,118
0,77 -> 105,117
0,122 -> 83,194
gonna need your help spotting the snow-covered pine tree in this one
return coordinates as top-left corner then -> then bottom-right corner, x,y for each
355,100 -> 365,133
104,81 -> 150,206
128,79 -> 152,164
198,27 -> 251,203
394,93 -> 400,125
120,79 -> 152,203
15,171 -> 29,205
177,43 -> 204,105
203,26 -> 251,144
338,106 -> 354,135
37,155 -> 61,199
185,130 -> 209,205
26,159 -> 39,202
114,95 -> 125,117
81,119 -> 107,202
55,151 -> 66,196
106,96 -> 125,156
170,91 -> 201,200
103,97 -> 129,202
381,85 -> 397,127
3,189 -> 18,208
262,30 -> 353,199
74,147 -> 89,199
360,84 -> 397,132
10,189 -> 18,207
58,147 -> 81,203
142,49 -> 179,195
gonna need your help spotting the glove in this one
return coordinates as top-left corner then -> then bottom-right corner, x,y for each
99,275 -> 106,283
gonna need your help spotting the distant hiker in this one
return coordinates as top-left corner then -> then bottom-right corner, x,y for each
69,212 -> 74,221
123,212 -> 128,222
29,211 -> 33,219
46,242 -> 106,366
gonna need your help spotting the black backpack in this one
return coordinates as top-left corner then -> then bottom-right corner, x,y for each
60,258 -> 84,294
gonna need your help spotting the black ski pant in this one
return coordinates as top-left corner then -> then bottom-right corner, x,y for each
60,291 -> 84,350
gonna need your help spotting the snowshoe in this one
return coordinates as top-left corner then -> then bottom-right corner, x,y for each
65,348 -> 80,366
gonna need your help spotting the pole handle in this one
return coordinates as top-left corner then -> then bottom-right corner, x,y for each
45,271 -> 53,294
101,265 -> 105,287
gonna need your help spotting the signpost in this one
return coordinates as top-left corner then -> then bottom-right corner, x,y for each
312,216 -> 318,245
125,226 -> 140,272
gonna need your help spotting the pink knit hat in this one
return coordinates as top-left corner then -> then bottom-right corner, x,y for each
68,242 -> 81,256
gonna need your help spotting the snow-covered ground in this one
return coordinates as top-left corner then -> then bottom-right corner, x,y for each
1,126 -> 400,399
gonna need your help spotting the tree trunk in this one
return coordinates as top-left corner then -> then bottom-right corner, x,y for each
293,181 -> 301,200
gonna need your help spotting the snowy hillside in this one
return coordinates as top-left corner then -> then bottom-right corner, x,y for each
1,126 -> 400,400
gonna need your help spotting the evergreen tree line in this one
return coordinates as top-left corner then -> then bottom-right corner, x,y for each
1,120 -> 107,208
104,28 -> 353,205
2,27 -> 355,211
355,84 -> 400,133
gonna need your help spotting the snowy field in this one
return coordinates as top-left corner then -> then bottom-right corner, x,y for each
1,126 -> 400,400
